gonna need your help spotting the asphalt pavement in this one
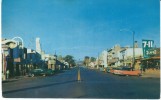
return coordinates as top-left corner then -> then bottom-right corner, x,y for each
2,67 -> 160,99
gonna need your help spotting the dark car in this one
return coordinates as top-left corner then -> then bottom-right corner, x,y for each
44,69 -> 54,76
28,69 -> 46,77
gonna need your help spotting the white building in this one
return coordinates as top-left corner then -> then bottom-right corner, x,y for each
36,38 -> 42,54
107,45 -> 121,67
119,48 -> 143,68
98,50 -> 108,68
89,62 -> 95,68
43,54 -> 56,70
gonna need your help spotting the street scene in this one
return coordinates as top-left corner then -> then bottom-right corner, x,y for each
2,67 -> 160,99
1,0 -> 160,99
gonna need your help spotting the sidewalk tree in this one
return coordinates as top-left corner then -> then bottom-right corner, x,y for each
90,57 -> 96,62
83,56 -> 90,67
57,55 -> 63,62
63,55 -> 76,67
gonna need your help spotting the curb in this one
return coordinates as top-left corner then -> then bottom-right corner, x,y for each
141,75 -> 160,78
2,79 -> 18,83
2,76 -> 29,83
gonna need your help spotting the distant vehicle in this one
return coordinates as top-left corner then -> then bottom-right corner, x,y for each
28,69 -> 46,77
106,67 -> 111,73
113,66 -> 141,76
99,67 -> 104,72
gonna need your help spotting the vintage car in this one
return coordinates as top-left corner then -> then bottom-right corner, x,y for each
44,69 -> 55,76
28,69 -> 46,77
110,67 -> 118,74
113,67 -> 141,76
28,69 -> 55,77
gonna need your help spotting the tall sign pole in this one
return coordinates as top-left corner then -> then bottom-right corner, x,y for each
133,31 -> 135,70
120,29 -> 135,69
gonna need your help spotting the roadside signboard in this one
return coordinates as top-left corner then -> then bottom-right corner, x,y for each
142,40 -> 156,58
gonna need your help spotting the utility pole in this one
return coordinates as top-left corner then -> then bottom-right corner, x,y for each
132,31 -> 135,70
120,29 -> 135,70
97,53 -> 99,69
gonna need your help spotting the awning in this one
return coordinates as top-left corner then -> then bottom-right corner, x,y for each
151,57 -> 160,59
141,56 -> 160,61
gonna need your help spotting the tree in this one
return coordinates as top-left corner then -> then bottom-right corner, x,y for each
63,55 -> 76,67
83,56 -> 90,66
57,55 -> 63,62
90,57 -> 96,62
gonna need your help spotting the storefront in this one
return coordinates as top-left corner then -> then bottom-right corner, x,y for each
141,57 -> 160,70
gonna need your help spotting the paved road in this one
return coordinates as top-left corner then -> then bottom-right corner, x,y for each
2,67 -> 160,99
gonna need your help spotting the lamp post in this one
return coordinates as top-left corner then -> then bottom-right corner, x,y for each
122,52 -> 125,66
120,29 -> 135,69
132,31 -> 135,70
12,37 -> 24,48
12,37 -> 24,76
97,52 -> 99,69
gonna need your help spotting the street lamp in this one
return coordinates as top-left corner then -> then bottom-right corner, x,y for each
120,29 -> 135,69
97,52 -> 99,69
12,37 -> 24,48
12,37 -> 24,76
122,52 -> 125,66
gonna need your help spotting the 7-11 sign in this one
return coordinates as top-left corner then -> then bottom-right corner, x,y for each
142,39 -> 156,58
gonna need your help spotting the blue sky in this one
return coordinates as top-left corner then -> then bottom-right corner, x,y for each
2,0 -> 160,60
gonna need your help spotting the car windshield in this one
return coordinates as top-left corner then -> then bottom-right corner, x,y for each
113,67 -> 122,70
121,67 -> 131,71
118,67 -> 123,70
33,69 -> 44,72
46,69 -> 52,72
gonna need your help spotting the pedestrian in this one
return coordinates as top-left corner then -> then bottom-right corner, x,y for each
6,70 -> 10,79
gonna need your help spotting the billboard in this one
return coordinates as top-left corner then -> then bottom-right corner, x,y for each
142,40 -> 156,58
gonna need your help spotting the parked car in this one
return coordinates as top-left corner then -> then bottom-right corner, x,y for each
106,67 -> 111,73
113,67 -> 141,76
44,69 -> 55,76
110,67 -> 118,74
28,69 -> 46,77
113,67 -> 123,75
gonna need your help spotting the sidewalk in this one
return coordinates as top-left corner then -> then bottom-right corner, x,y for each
2,76 -> 28,83
141,70 -> 160,78
141,73 -> 160,78
2,70 -> 66,83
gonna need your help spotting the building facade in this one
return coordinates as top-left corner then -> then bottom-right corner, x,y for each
98,50 -> 108,68
107,45 -> 121,67
119,48 -> 143,70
